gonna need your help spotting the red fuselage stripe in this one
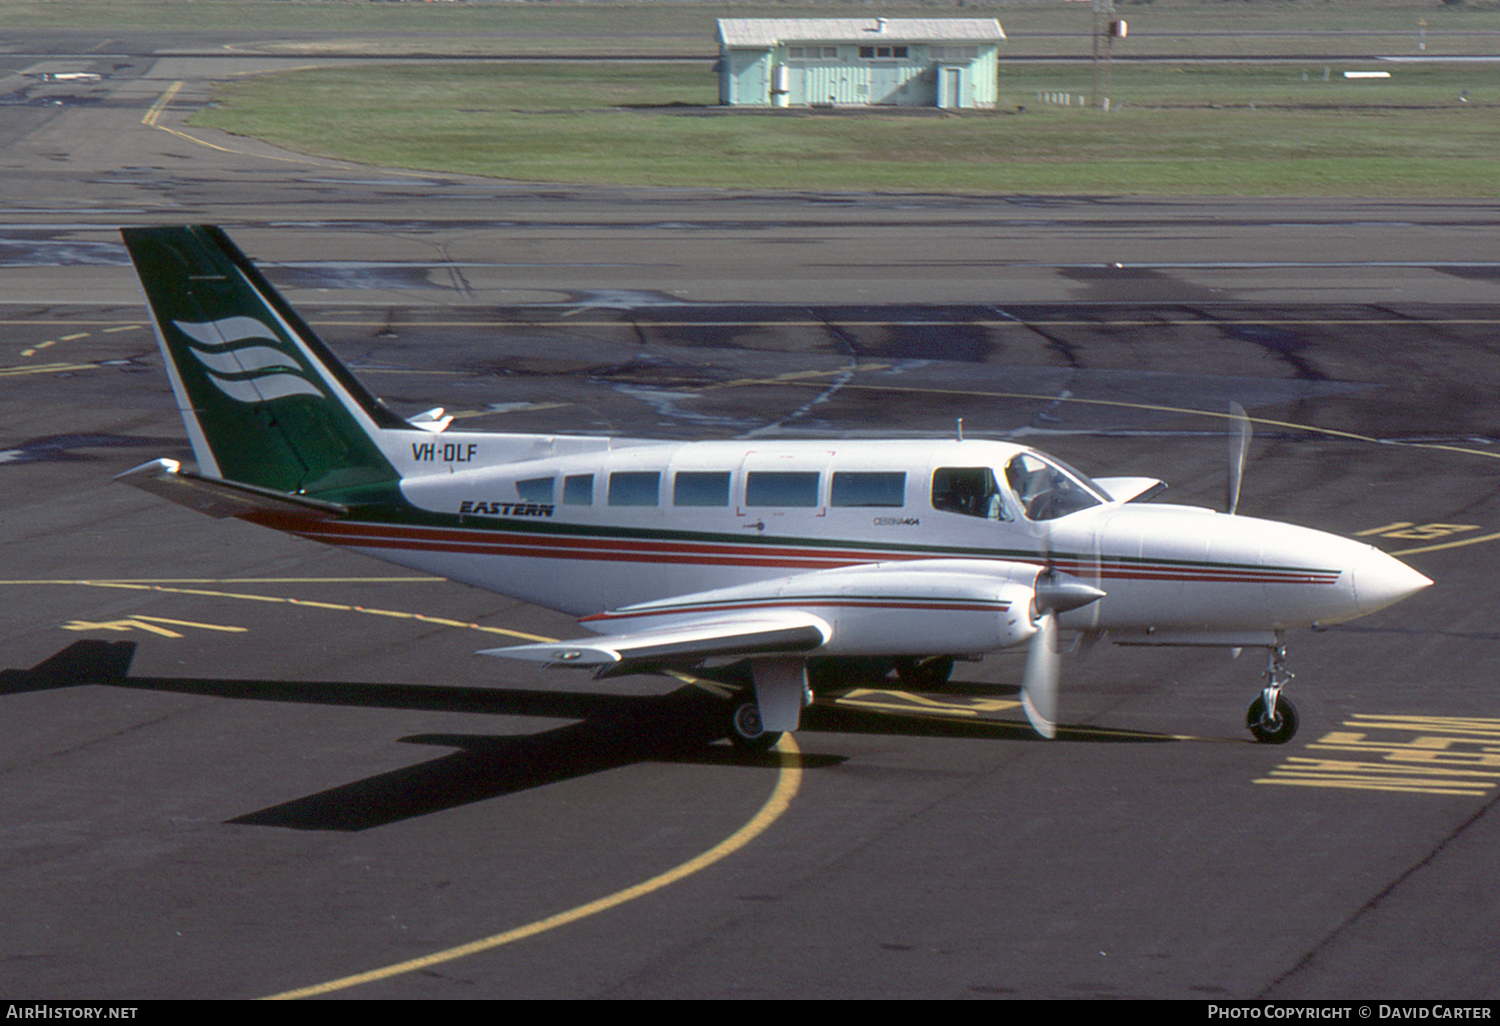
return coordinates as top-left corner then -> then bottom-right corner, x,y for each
288,521 -> 1340,585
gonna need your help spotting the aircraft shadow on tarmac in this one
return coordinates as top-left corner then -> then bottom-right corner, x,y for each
3,640 -> 1173,831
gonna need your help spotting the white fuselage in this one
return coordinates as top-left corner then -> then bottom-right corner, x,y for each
289,435 -> 1426,644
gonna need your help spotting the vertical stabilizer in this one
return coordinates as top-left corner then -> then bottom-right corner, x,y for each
121,225 -> 406,500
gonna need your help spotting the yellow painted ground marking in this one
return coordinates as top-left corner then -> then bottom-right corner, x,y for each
1358,522 -> 1478,541
102,324 -> 143,334
1356,521 -> 1415,536
1255,759 -> 1494,797
141,80 -> 332,164
61,614 -> 248,639
834,688 -> 1209,742
1389,530 -> 1500,557
60,332 -> 90,342
840,381 -> 1500,463
141,81 -> 185,127
2,578 -> 545,643
0,362 -> 98,378
263,734 -> 802,1000
1354,522 -> 1499,556
837,687 -> 1019,717
665,668 -> 734,700
1346,713 -> 1500,737
450,403 -> 570,420
1257,714 -> 1500,797
9,577 -> 802,997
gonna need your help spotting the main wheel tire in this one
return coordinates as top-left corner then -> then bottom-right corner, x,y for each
894,656 -> 955,688
728,701 -> 782,754
1246,693 -> 1299,745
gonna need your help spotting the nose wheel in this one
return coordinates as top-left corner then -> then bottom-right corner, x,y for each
1246,692 -> 1299,744
1247,634 -> 1298,744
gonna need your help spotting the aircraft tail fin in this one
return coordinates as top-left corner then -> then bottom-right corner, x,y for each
120,225 -> 407,501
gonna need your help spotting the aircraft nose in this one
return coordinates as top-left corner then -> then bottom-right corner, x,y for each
1352,546 -> 1433,616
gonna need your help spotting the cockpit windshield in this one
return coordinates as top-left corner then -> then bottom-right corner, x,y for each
1003,452 -> 1105,521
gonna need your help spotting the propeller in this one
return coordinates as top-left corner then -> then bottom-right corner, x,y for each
1020,568 -> 1106,739
1020,605 -> 1060,738
1226,400 -> 1251,516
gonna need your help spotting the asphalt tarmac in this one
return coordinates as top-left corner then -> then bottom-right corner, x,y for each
2,30 -> 1498,1001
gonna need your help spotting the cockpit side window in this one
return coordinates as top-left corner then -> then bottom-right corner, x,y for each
931,467 -> 1010,520
1003,453 -> 1102,521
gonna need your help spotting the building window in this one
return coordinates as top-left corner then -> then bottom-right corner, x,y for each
674,471 -> 731,507
859,46 -> 908,59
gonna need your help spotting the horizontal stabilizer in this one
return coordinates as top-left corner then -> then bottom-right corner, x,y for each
115,458 -> 346,521
480,614 -> 829,671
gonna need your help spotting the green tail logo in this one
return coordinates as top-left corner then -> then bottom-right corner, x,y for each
122,225 -> 407,502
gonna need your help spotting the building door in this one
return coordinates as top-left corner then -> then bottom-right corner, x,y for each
870,64 -> 901,104
941,66 -> 964,109
730,51 -> 768,105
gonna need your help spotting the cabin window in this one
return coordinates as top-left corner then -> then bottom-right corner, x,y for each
674,471 -> 731,507
516,476 -> 553,504
563,474 -> 593,505
831,471 -> 905,508
932,467 -> 1009,520
1003,453 -> 1103,521
609,471 -> 660,506
745,471 -> 820,507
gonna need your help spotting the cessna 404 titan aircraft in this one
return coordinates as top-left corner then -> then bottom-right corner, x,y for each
115,225 -> 1431,751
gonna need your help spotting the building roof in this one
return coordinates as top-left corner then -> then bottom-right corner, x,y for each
716,18 -> 1006,49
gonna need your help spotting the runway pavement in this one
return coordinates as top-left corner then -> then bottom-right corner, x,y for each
2,27 -> 1498,1001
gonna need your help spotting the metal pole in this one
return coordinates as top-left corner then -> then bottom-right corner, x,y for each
1090,0 -> 1115,109
1090,2 -> 1101,108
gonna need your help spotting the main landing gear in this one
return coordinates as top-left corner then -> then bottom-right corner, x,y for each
727,699 -> 783,754
894,655 -> 955,688
724,659 -> 820,754
1246,633 -> 1298,744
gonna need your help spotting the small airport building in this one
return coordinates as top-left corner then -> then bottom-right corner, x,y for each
717,17 -> 1006,110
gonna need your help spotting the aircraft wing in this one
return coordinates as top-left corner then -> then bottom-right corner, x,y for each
478,612 -> 830,673
479,557 -> 1081,676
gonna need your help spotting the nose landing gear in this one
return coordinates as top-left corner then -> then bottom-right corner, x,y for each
1247,633 -> 1298,744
